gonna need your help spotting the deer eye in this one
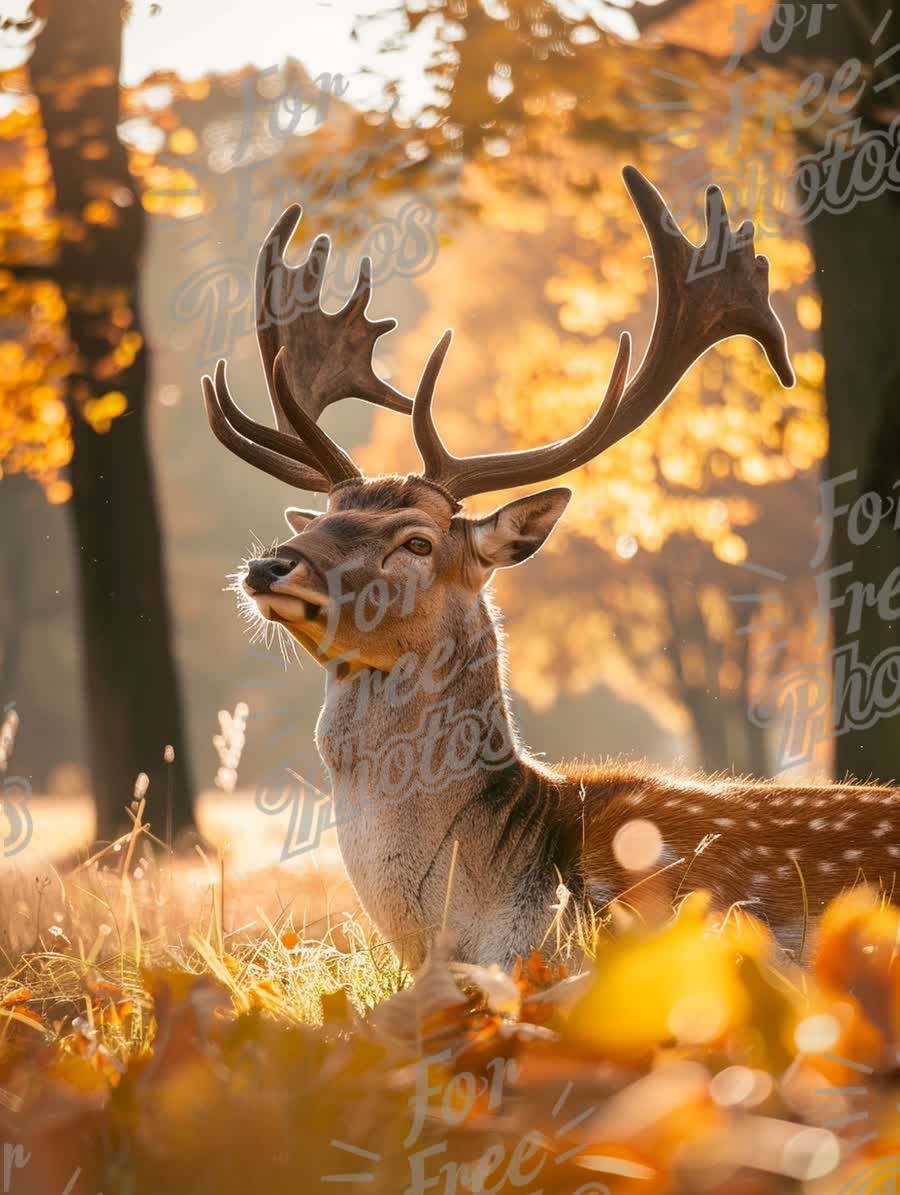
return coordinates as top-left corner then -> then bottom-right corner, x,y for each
405,536 -> 432,556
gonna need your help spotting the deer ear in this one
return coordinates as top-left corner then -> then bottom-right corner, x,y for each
470,487 -> 571,572
284,507 -> 319,534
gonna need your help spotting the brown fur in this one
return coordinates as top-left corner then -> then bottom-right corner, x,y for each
555,763 -> 898,950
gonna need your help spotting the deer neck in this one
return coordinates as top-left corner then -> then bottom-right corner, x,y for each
314,599 -> 559,965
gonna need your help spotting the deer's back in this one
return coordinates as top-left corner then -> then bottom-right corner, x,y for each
551,761 -> 899,944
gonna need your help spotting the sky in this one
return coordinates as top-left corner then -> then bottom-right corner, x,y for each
119,0 -> 640,93
121,0 -> 443,117
2,0 -> 640,117
0,0 -> 442,116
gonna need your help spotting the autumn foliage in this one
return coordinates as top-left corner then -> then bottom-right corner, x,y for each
1,862 -> 899,1194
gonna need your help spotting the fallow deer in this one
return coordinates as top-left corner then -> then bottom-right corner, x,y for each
203,167 -> 898,967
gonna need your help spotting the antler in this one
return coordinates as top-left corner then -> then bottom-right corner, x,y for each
204,169 -> 795,502
411,165 -> 795,501
202,205 -> 415,493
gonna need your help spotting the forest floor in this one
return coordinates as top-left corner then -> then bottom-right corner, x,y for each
0,806 -> 898,1195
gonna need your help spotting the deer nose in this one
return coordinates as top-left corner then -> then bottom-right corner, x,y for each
244,557 -> 295,594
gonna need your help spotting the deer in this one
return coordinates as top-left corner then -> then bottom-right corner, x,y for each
202,166 -> 898,969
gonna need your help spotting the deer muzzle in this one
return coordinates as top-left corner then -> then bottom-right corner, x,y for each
244,555 -> 330,623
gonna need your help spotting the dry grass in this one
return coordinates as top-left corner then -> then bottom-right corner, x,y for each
1,802 -> 899,1195
0,798 -> 394,1041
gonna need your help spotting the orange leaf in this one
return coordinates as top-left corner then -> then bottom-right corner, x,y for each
1,987 -> 33,1005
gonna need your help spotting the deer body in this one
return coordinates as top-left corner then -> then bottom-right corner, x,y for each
326,631 -> 898,964
315,591 -> 898,966
203,167 -> 898,967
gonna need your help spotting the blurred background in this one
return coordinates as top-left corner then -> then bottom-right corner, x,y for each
1,0 -> 898,864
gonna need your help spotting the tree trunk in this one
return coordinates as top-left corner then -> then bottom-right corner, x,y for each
0,475 -> 35,704
685,691 -> 733,774
809,203 -> 900,783
662,568 -> 770,776
780,0 -> 900,784
29,0 -> 193,836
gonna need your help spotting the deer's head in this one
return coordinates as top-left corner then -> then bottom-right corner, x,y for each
203,168 -> 795,674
